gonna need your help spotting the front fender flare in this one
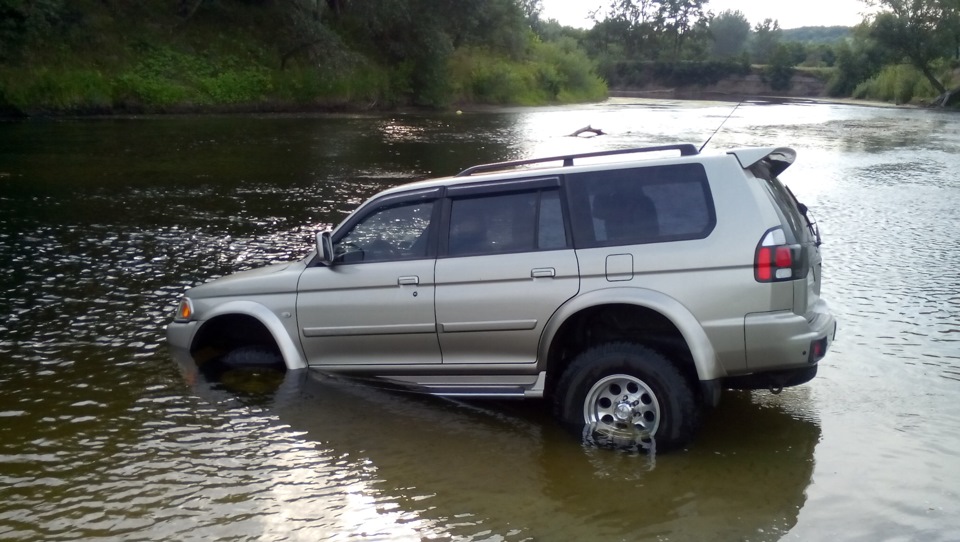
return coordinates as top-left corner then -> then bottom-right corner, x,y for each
203,300 -> 307,370
538,287 -> 725,381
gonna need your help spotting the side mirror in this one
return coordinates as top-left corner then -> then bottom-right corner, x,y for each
316,230 -> 335,265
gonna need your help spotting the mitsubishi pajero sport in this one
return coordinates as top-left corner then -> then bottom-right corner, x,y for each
167,144 -> 837,450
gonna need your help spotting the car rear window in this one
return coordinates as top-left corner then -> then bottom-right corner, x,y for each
565,163 -> 715,248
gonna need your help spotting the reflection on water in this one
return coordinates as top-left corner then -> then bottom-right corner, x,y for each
165,366 -> 817,541
1,101 -> 959,540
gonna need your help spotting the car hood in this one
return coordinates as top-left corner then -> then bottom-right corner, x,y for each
188,260 -> 306,299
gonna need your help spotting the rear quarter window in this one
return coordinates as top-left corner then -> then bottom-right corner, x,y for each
751,161 -> 807,244
566,163 -> 715,248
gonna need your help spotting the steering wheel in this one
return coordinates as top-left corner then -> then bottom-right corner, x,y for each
364,239 -> 399,260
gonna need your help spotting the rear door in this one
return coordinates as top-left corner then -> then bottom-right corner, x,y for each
434,178 -> 579,365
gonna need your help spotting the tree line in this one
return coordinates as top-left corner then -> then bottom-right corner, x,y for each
0,0 -> 957,114
560,0 -> 957,104
0,0 -> 604,113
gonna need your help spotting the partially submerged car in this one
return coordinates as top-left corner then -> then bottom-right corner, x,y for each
168,144 -> 836,450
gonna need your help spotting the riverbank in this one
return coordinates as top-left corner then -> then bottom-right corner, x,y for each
0,2 -> 606,119
607,91 -> 914,110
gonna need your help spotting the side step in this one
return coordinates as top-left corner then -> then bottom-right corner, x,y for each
312,371 -> 548,399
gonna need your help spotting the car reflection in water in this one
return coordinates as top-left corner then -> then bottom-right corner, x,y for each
173,353 -> 820,541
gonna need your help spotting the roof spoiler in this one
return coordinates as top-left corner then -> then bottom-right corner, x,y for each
728,147 -> 796,177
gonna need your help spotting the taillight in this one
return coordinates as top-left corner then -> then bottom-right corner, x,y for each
755,227 -> 802,282
809,337 -> 828,363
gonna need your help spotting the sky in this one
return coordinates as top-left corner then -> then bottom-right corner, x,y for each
539,0 -> 874,30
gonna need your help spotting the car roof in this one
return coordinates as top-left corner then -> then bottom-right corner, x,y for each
372,145 -> 792,199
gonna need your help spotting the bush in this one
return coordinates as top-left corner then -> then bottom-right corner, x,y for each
852,64 -> 944,104
765,44 -> 797,91
448,41 -> 606,106
1,67 -> 112,113
602,60 -> 750,88
198,68 -> 272,104
530,37 -> 606,102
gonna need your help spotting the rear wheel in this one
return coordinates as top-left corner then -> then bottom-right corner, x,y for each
554,342 -> 700,451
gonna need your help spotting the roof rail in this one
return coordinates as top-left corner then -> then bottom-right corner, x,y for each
455,144 -> 699,177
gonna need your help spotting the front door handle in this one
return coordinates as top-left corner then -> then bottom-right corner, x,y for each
398,275 -> 420,285
531,267 -> 556,278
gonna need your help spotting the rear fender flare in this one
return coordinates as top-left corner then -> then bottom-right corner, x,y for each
538,288 -> 724,381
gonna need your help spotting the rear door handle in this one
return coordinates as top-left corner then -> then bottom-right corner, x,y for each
398,275 -> 420,285
531,267 -> 556,278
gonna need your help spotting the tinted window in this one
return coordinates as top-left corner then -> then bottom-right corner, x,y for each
448,189 -> 567,257
566,163 -> 714,248
334,201 -> 434,263
538,190 -> 566,250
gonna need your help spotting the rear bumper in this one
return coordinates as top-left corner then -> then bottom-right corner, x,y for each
743,299 -> 837,372
722,364 -> 818,391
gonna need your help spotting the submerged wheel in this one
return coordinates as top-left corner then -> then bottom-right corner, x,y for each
583,374 -> 662,435
220,345 -> 284,369
554,342 -> 700,451
201,346 -> 286,394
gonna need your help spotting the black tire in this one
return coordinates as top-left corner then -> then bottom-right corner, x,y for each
553,342 -> 700,451
204,346 -> 286,395
220,345 -> 284,369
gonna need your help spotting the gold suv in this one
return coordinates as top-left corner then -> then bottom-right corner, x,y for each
168,144 -> 836,450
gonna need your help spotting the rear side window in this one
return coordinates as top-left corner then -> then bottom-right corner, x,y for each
566,163 -> 715,248
447,189 -> 568,257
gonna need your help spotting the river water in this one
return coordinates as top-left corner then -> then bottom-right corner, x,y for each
1,99 -> 958,541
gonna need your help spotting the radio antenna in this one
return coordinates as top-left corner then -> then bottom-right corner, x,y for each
699,100 -> 743,153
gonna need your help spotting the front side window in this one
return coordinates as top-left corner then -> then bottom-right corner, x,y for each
566,163 -> 715,248
335,200 -> 435,263
447,189 -> 567,257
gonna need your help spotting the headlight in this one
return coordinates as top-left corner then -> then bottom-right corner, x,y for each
174,297 -> 194,322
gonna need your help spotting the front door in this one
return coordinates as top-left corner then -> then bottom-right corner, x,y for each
296,195 -> 441,366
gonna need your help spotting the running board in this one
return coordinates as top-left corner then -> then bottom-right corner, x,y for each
313,371 -> 548,399
424,387 -> 529,398
391,371 -> 547,399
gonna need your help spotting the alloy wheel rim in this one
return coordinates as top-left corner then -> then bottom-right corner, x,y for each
583,374 -> 660,436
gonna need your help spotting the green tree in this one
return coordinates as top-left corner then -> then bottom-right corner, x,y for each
596,0 -> 708,60
708,9 -> 750,59
656,0 -> 707,60
751,18 -> 782,64
0,0 -> 67,59
766,43 -> 798,90
326,0 -> 533,105
867,0 -> 957,95
827,22 -> 893,96
946,0 -> 960,59
586,10 -> 647,58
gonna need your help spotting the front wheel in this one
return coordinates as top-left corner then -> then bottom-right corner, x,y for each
553,342 -> 700,451
201,345 -> 286,394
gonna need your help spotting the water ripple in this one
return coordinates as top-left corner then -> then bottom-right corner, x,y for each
1,104 -> 959,541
